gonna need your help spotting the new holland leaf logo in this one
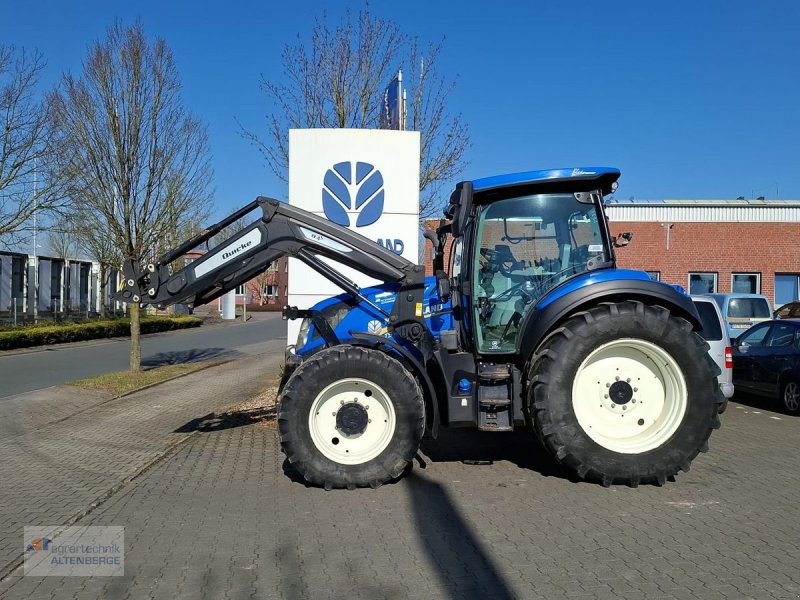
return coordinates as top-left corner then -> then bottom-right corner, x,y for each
322,161 -> 384,227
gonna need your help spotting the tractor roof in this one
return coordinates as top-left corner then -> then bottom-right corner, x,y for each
472,167 -> 621,196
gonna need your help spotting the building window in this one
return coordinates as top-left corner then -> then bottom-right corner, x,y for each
262,284 -> 278,297
775,274 -> 800,306
235,284 -> 246,295
645,271 -> 660,281
11,256 -> 25,296
689,272 -> 717,294
732,273 -> 760,294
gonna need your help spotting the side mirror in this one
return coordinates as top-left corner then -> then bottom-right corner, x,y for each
435,270 -> 451,302
613,232 -> 633,248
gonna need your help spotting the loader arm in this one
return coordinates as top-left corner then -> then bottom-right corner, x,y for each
113,197 -> 427,328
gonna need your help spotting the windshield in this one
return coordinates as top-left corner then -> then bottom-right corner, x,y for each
473,193 -> 607,353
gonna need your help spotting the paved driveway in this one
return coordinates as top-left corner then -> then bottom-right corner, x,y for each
1,392 -> 798,599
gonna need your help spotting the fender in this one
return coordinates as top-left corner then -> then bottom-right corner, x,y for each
517,276 -> 702,361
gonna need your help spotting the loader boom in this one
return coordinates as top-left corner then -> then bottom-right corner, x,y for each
114,197 -> 427,328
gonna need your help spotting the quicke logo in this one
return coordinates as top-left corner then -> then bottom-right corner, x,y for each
222,239 -> 253,260
322,161 -> 384,227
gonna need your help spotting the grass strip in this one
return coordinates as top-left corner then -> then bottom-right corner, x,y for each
67,360 -> 224,397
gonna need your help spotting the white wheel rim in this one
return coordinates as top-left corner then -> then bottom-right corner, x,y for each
572,338 -> 688,454
784,382 -> 800,412
308,378 -> 396,465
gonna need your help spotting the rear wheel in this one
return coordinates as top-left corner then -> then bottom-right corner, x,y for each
529,301 -> 722,486
279,345 -> 424,489
781,379 -> 800,414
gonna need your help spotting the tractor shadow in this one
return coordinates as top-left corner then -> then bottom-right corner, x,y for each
420,426 -> 572,480
279,427 -> 574,487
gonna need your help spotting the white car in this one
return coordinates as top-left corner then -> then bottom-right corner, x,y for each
691,295 -> 734,413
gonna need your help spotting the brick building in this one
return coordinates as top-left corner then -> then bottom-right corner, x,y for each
236,256 -> 289,308
606,199 -> 800,307
423,198 -> 800,309
182,252 -> 289,311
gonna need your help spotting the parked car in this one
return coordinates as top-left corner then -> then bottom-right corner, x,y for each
731,319 -> 800,414
691,296 -> 733,413
774,301 -> 800,319
705,293 -> 772,340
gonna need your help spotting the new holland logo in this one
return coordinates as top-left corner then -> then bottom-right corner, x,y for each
322,161 -> 384,228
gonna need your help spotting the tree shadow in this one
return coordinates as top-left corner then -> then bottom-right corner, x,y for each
174,406 -> 276,433
142,347 -> 241,367
421,427 -> 573,481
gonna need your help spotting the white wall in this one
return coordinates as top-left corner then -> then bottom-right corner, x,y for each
287,128 -> 420,344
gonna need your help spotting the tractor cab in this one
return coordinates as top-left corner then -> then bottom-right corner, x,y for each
436,168 -> 621,356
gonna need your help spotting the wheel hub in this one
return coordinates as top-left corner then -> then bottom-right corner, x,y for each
609,380 -> 633,405
336,402 -> 369,435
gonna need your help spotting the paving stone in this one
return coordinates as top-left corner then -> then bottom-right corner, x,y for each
1,392 -> 799,599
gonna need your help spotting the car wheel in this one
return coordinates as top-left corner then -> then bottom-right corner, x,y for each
780,379 -> 800,414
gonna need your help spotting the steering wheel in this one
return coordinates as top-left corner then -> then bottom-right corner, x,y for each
480,247 -> 527,277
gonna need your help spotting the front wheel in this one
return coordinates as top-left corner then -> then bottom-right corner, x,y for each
529,301 -> 723,486
278,346 -> 424,489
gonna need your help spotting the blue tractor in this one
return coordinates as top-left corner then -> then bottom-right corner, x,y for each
116,167 -> 722,489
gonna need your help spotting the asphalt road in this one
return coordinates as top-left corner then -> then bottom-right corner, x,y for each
0,313 -> 287,399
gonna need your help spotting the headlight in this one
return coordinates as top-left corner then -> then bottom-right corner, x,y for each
296,302 -> 351,348
322,302 -> 351,330
296,318 -> 311,348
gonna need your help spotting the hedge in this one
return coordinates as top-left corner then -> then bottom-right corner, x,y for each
0,316 -> 203,350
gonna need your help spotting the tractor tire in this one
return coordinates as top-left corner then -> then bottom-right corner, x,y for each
528,301 -> 723,487
278,345 -> 424,490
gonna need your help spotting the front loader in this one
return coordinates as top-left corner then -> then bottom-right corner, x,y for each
115,167 -> 723,489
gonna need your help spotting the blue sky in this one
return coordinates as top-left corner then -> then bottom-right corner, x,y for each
3,0 -> 799,219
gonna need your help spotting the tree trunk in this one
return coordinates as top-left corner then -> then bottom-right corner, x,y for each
98,265 -> 107,318
129,303 -> 141,372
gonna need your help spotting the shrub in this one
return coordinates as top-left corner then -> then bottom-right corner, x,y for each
0,316 -> 202,350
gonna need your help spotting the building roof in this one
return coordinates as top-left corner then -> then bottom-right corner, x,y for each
606,198 -> 800,223
606,198 -> 800,207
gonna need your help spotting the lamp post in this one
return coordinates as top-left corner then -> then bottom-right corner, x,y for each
32,164 -> 38,321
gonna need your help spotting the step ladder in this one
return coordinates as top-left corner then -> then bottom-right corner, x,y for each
477,363 -> 514,432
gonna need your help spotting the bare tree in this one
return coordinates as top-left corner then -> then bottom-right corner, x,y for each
70,209 -> 122,318
241,6 -> 469,219
0,46 -> 66,243
47,223 -> 77,260
49,23 -> 213,371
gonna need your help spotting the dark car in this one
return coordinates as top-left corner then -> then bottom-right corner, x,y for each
774,301 -> 800,319
732,319 -> 800,414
